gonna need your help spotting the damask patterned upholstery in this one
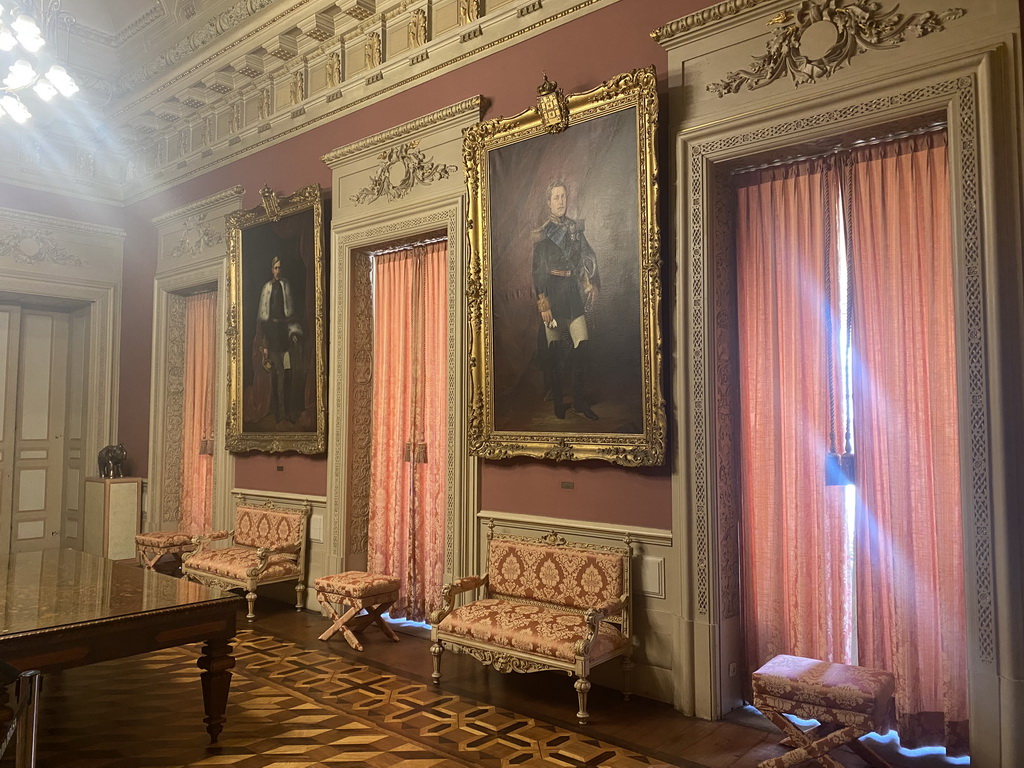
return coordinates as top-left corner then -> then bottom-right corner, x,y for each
181,500 -> 310,621
753,654 -> 895,731
234,506 -> 304,553
184,546 -> 300,581
437,598 -> 629,662
488,538 -> 625,614
136,531 -> 193,548
316,572 -> 399,601
315,572 -> 401,650
135,529 -> 215,570
431,530 -> 632,726
752,655 -> 896,768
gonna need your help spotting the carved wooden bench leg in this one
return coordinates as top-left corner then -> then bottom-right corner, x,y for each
575,676 -> 591,725
431,641 -> 444,685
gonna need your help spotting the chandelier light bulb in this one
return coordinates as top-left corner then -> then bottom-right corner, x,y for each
12,13 -> 43,52
32,78 -> 56,100
0,94 -> 32,123
0,24 -> 15,51
45,63 -> 77,96
4,58 -> 37,89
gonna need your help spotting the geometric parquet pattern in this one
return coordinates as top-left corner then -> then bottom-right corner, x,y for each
3,629 -> 680,768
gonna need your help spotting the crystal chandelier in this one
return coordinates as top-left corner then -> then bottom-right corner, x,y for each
0,1 -> 78,123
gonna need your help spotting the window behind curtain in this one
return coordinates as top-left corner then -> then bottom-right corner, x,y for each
734,130 -> 968,754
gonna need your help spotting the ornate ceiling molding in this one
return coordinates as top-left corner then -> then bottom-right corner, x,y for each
706,0 -> 966,96
113,0 -> 284,98
72,3 -> 167,48
152,185 -> 246,226
322,96 -> 486,163
651,0 -> 772,42
0,207 -> 126,239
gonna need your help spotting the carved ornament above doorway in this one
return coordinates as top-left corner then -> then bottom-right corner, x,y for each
707,0 -> 965,97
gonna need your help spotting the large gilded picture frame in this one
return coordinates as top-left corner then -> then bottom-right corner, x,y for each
225,184 -> 327,454
466,67 -> 665,466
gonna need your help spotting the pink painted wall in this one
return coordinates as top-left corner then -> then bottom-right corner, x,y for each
480,459 -> 671,529
115,0 -> 689,519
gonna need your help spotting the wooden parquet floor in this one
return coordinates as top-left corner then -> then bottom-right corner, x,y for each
2,600 -> 967,768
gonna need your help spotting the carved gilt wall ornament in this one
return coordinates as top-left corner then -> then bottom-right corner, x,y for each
707,0 -> 966,97
167,212 -> 224,260
0,225 -> 82,267
351,140 -> 458,205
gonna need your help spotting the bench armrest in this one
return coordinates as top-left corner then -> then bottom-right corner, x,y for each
245,546 -> 299,578
429,574 -> 489,624
190,529 -> 231,546
573,594 -> 628,657
182,530 -> 232,563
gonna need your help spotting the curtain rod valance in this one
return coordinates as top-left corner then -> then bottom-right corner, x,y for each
730,121 -> 947,177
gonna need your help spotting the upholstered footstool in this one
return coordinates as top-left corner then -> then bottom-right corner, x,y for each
315,572 -> 401,651
135,531 -> 196,570
752,654 -> 896,768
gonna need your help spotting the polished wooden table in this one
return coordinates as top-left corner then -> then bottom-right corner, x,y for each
0,548 -> 241,743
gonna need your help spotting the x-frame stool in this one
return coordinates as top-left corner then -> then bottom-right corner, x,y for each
314,572 -> 400,651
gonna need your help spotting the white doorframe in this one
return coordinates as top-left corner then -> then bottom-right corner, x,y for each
0,277 -> 118,552
147,264 -> 233,533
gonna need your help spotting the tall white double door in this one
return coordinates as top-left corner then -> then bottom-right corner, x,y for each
0,304 -> 89,554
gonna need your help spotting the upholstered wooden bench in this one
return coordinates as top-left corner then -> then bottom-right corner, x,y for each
182,500 -> 310,621
430,528 -> 632,725
315,571 -> 400,650
752,654 -> 896,768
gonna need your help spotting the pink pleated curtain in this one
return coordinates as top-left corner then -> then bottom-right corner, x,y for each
735,159 -> 855,669
845,132 -> 967,753
179,291 -> 216,534
368,241 -> 448,623
735,131 -> 967,754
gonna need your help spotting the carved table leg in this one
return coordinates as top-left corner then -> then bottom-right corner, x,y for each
197,638 -> 235,744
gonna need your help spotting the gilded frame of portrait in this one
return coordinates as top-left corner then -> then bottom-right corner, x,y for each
465,67 -> 665,466
225,183 -> 327,454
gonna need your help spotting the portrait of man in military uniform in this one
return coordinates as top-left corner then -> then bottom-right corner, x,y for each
485,106 -> 644,435
534,180 -> 600,420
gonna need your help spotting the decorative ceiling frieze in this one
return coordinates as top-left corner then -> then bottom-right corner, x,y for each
2,0 -> 615,204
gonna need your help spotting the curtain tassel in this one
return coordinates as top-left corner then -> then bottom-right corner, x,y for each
403,441 -> 428,463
